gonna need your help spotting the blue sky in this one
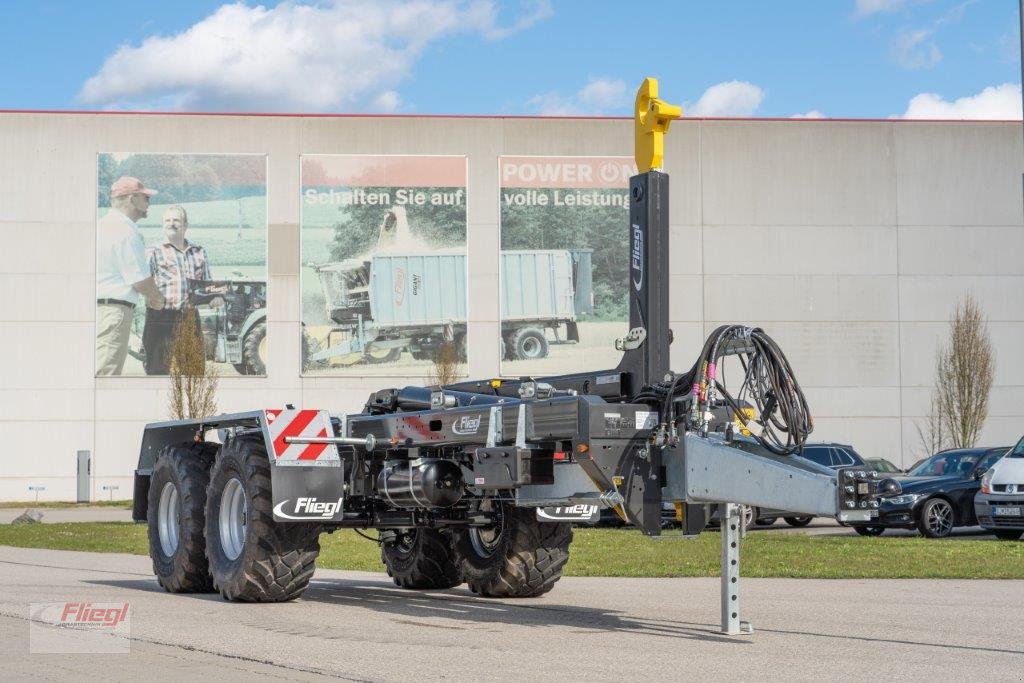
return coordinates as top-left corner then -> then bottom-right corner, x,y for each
0,0 -> 1020,118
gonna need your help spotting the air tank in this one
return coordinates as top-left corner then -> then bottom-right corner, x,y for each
377,459 -> 464,509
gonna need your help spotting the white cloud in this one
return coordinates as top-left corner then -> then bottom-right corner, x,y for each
891,27 -> 941,69
902,83 -> 1022,119
689,81 -> 764,117
528,77 -> 628,116
79,0 -> 551,112
853,0 -> 916,20
791,110 -> 826,119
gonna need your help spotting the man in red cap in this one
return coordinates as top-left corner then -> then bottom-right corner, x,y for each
96,176 -> 166,375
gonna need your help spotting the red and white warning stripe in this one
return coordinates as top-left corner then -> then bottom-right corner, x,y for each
264,409 -> 338,463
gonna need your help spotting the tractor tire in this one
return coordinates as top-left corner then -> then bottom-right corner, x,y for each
365,342 -> 402,364
453,333 -> 468,363
509,327 -> 549,361
452,501 -> 572,598
301,327 -> 326,372
381,528 -> 462,590
147,442 -> 219,593
205,436 -> 321,602
239,321 -> 267,375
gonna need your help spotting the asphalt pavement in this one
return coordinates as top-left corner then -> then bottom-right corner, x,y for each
0,545 -> 1021,680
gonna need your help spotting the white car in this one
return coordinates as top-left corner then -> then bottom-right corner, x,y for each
975,437 -> 1024,540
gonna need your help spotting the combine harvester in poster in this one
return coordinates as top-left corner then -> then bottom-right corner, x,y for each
300,155 -> 468,376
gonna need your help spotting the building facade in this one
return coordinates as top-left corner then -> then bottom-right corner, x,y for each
1,112 -> 1021,501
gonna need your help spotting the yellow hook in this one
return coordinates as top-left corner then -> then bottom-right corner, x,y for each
634,77 -> 682,173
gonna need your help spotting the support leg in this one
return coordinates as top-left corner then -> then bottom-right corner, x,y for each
720,503 -> 742,634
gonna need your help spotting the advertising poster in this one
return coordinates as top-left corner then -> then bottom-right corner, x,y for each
499,155 -> 636,375
301,155 -> 468,376
95,153 -> 268,377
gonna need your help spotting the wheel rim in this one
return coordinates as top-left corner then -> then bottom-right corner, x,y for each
926,500 -> 953,536
157,482 -> 180,557
219,478 -> 247,561
257,335 -> 268,364
742,506 -> 754,528
469,501 -> 504,558
393,529 -> 417,556
521,336 -> 543,358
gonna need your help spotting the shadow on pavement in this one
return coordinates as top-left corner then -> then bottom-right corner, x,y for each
86,576 -> 742,644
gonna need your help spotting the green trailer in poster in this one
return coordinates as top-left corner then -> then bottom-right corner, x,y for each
95,153 -> 268,377
301,155 -> 469,376
499,155 -> 635,376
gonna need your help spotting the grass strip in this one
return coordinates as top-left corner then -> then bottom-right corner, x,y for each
1,523 -> 1021,579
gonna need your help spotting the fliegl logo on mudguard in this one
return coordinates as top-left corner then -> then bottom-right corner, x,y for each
451,414 -> 482,435
273,497 -> 343,520
537,505 -> 600,524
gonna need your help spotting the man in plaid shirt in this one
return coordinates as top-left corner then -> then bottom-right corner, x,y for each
143,205 -> 219,375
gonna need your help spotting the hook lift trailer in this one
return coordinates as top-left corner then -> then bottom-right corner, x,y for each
132,78 -> 899,635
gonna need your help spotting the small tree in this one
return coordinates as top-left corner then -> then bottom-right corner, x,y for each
426,341 -> 463,386
931,294 -> 995,449
914,391 -> 948,458
168,310 -> 218,419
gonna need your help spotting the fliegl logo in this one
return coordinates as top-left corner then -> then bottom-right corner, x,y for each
452,414 -> 482,435
631,223 -> 643,291
274,497 -> 343,520
30,601 -> 131,654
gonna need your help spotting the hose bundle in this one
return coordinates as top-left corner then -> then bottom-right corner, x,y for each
638,325 -> 813,455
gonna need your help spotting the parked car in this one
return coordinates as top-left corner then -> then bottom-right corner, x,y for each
975,436 -> 1024,541
853,446 -> 1009,538
867,457 -> 902,474
764,443 -> 872,528
704,503 -> 790,529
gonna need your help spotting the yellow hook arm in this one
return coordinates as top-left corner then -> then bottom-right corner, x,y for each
634,77 -> 682,173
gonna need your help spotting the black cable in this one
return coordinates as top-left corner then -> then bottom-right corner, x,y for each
354,529 -> 382,543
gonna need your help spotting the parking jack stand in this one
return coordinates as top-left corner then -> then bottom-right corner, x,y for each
721,503 -> 753,635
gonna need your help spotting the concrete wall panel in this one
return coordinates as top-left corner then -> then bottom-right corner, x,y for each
0,389 -> 94,421
669,225 -> 702,275
700,121 -> 896,227
811,417 -> 903,462
0,116 -> 98,224
899,226 -> 1024,276
0,222 -> 94,275
895,123 -> 1024,226
802,387 -> 900,418
4,421 -> 94,478
706,320 -> 899,387
702,226 -> 897,275
0,273 -> 95,321
704,275 -> 898,322
1,322 -> 95,389
900,321 -> 1024,387
899,276 -> 1024,321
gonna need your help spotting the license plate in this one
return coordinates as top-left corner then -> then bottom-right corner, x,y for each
992,506 -> 1022,517
839,510 -> 877,522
